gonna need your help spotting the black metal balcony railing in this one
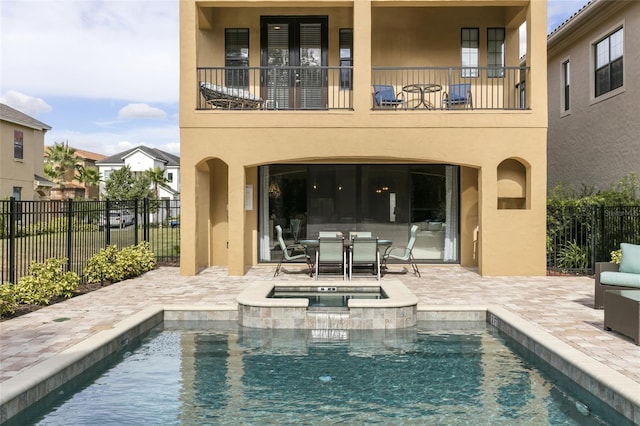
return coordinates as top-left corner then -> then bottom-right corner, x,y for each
196,66 -> 529,111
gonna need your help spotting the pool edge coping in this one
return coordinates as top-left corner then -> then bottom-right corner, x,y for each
1,304 -> 638,425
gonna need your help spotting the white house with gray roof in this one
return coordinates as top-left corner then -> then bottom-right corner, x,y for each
96,145 -> 180,201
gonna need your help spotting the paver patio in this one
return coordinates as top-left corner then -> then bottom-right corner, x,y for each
1,265 -> 639,398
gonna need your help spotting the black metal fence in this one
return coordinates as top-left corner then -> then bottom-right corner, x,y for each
547,205 -> 640,275
0,198 -> 180,284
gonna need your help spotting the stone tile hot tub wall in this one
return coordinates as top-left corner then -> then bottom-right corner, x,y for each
236,280 -> 419,329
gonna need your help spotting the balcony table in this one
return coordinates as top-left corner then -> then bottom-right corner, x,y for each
402,84 -> 442,109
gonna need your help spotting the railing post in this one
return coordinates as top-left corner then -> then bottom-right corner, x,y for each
134,198 -> 139,245
105,200 -> 111,246
599,204 -> 606,262
143,198 -> 149,242
8,197 -> 16,284
67,198 -> 73,272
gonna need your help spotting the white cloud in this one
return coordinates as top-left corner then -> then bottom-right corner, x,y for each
1,0 -> 179,103
118,103 -> 167,120
0,90 -> 52,116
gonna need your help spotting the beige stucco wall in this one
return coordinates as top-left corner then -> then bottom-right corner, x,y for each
0,120 -> 46,200
180,0 -> 548,276
547,1 -> 640,191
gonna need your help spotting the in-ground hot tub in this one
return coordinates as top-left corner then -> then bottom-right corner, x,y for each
236,279 -> 418,329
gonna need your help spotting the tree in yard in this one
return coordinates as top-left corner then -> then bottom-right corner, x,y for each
76,165 -> 101,189
44,142 -> 81,193
103,166 -> 154,201
144,167 -> 171,199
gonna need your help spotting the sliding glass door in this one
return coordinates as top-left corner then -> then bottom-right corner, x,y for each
259,164 -> 459,263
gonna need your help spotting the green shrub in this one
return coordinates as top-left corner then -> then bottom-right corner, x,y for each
14,258 -> 79,305
84,242 -> 156,284
558,241 -> 589,271
0,283 -> 17,317
611,249 -> 622,264
84,245 -> 123,284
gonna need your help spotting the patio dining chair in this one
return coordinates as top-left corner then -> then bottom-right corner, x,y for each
349,231 -> 372,239
381,225 -> 421,277
315,237 -> 347,280
349,237 -> 381,281
442,83 -> 472,110
372,85 -> 405,109
274,225 -> 313,277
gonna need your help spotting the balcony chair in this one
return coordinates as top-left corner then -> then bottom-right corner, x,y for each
382,224 -> 421,277
274,225 -> 313,277
372,85 -> 405,109
199,81 -> 264,110
315,236 -> 347,280
442,83 -> 472,110
349,237 -> 381,281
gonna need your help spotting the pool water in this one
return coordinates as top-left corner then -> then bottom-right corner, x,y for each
269,286 -> 385,308
25,322 -> 624,425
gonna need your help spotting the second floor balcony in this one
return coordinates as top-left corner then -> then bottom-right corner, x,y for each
196,65 -> 529,112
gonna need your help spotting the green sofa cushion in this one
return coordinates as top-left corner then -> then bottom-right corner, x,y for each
619,243 -> 640,274
600,271 -> 640,288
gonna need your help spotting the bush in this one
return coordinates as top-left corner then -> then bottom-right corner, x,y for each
14,258 -> 79,305
611,249 -> 622,264
84,242 -> 156,284
84,245 -> 122,284
0,284 -> 17,317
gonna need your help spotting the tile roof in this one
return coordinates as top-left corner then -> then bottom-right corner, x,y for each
0,103 -> 51,131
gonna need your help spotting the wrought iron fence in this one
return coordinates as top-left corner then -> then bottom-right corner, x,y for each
547,205 -> 640,275
0,198 -> 180,284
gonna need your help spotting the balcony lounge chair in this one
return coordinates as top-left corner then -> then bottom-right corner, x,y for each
442,83 -> 472,110
382,224 -> 421,277
315,236 -> 347,280
274,225 -> 313,277
372,85 -> 405,109
200,81 -> 264,110
349,237 -> 381,281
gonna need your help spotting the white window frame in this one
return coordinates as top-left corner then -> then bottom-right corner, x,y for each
560,57 -> 571,117
589,21 -> 625,105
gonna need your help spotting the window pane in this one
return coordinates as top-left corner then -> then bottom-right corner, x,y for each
611,57 -> 623,90
595,66 -> 610,97
339,29 -> 353,90
225,28 -> 249,88
595,38 -> 609,68
487,28 -> 505,77
461,28 -> 479,77
610,28 -> 623,60
13,130 -> 23,159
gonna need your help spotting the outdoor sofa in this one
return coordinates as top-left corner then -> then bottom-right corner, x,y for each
594,243 -> 640,309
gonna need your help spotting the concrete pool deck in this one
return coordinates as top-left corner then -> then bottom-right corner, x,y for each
1,265 -> 639,421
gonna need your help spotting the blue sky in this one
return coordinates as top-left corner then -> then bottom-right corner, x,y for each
1,0 -> 590,156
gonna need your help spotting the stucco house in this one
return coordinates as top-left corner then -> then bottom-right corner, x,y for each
547,0 -> 639,191
0,103 -> 54,201
179,0 -> 548,276
96,145 -> 180,202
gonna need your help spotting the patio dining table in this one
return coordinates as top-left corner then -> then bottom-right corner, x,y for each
402,84 -> 442,109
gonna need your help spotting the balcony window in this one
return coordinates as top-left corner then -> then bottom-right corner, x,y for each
487,28 -> 505,78
339,28 -> 353,90
595,27 -> 623,97
14,130 -> 23,160
461,28 -> 479,78
225,28 -> 249,89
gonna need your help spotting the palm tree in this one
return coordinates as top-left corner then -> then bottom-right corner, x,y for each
76,165 -> 101,199
144,167 -> 172,224
44,142 -> 81,199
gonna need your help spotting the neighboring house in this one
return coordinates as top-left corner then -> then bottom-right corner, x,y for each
547,0 -> 640,191
45,146 -> 106,200
96,145 -> 180,204
179,0 -> 548,276
0,103 -> 54,200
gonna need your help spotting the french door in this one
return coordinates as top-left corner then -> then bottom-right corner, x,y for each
260,16 -> 328,110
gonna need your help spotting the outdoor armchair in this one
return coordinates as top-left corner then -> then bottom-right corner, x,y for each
349,237 -> 381,281
274,225 -> 313,277
382,224 -> 421,277
315,236 -> 347,280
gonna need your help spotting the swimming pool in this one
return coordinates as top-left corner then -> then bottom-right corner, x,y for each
21,322 -> 629,425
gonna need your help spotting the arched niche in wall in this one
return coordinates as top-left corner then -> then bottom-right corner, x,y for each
497,158 -> 527,209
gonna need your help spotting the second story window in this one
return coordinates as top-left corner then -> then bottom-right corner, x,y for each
14,130 -> 24,160
339,29 -> 353,90
595,27 -> 623,97
562,60 -> 570,111
167,172 -> 173,183
487,28 -> 505,78
461,28 -> 479,78
225,28 -> 249,89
